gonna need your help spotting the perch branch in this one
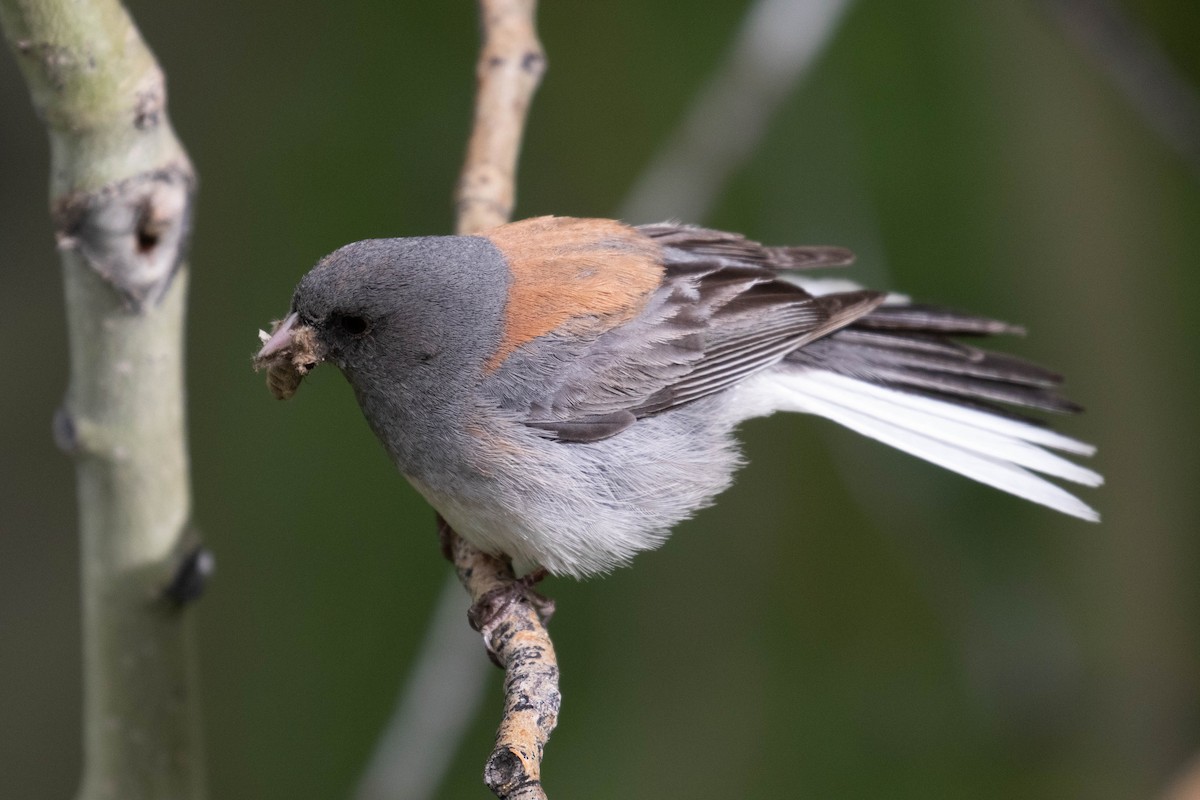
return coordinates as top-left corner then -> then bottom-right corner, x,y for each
0,2 -> 202,799
446,522 -> 559,800
451,2 -> 557,799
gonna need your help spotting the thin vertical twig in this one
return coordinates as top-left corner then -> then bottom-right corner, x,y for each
456,0 -> 546,236
451,2 -> 557,799
0,1 -> 202,799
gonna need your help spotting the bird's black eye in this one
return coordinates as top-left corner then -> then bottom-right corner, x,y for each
332,313 -> 370,336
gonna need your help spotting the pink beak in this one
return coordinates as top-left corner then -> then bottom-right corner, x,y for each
258,312 -> 299,359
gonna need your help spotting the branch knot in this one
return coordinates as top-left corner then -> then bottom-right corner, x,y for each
53,163 -> 194,311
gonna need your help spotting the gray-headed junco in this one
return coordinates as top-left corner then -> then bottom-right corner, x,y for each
256,216 -> 1100,577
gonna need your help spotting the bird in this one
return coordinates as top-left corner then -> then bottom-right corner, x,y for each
255,215 -> 1101,579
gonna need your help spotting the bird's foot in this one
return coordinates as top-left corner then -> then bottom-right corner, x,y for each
469,568 -> 555,666
469,568 -> 555,630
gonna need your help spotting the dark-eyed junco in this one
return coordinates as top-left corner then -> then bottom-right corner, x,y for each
256,216 -> 1100,577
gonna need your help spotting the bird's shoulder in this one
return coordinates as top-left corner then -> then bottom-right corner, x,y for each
482,216 -> 665,371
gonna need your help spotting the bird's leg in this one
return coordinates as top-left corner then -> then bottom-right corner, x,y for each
437,516 -> 456,562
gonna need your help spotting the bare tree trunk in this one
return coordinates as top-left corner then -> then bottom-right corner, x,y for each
0,2 -> 202,799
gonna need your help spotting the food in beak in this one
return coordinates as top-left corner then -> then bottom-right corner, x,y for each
253,312 -> 322,400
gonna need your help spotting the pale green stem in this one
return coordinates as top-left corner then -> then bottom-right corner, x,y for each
0,1 -> 203,799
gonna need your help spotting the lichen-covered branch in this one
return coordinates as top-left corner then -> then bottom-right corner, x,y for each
445,523 -> 559,800
450,2 -> 557,799
0,2 -> 202,799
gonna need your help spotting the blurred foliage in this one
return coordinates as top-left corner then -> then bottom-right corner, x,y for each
1,1 -> 1198,798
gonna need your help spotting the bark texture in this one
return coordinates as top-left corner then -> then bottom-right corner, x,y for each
0,1 -> 202,798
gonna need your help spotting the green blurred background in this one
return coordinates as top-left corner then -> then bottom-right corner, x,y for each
2,1 -> 1198,798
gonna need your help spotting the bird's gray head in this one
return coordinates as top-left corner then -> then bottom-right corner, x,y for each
256,234 -> 510,408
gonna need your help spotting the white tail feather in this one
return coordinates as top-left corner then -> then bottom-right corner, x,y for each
750,369 -> 1101,522
793,373 -> 1102,486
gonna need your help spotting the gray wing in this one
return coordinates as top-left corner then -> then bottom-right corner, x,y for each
481,224 -> 885,443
